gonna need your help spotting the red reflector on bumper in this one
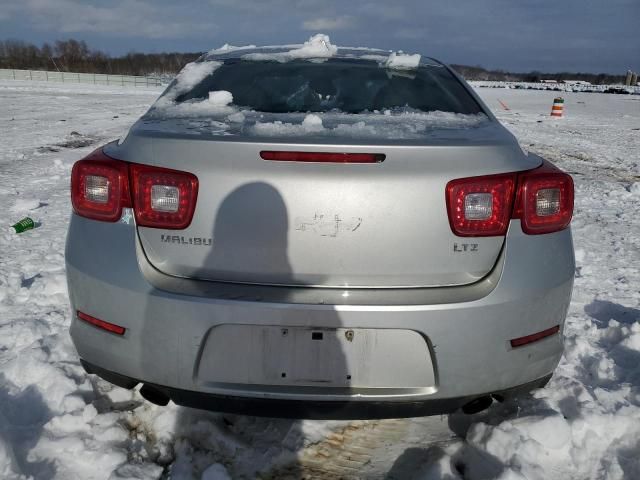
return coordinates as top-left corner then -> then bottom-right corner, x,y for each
510,325 -> 560,348
260,151 -> 385,163
77,311 -> 126,336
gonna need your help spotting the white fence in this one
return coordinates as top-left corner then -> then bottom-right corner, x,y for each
0,68 -> 166,87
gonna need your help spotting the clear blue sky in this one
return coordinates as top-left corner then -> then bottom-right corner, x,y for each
1,0 -> 638,73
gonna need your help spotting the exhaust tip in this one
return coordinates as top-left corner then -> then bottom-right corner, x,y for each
462,396 -> 493,415
140,384 -> 170,406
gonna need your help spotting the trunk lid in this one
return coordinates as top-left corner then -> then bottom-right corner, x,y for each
112,121 -> 539,288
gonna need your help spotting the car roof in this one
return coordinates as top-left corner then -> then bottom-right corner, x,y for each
203,45 -> 443,67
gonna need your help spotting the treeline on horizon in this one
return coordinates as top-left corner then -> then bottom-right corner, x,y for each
0,39 -> 200,76
0,38 -> 626,84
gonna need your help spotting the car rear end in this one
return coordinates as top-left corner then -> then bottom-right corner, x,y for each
66,49 -> 574,419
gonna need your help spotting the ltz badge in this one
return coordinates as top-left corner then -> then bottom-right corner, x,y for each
453,243 -> 479,253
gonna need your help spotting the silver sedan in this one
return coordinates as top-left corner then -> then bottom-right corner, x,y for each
65,39 -> 574,419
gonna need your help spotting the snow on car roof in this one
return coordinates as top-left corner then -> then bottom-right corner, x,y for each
204,33 -> 440,68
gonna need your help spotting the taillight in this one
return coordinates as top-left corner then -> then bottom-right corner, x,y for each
71,148 -> 198,229
446,160 -> 573,237
513,162 -> 574,235
130,164 -> 198,229
446,173 -> 517,237
260,151 -> 385,163
71,149 -> 131,222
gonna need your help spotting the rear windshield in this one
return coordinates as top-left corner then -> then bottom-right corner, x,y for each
173,58 -> 483,115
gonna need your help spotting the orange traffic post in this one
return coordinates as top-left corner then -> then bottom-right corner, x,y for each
550,97 -> 564,117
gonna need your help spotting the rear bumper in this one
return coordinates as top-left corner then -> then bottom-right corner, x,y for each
81,359 -> 552,419
66,213 -> 574,416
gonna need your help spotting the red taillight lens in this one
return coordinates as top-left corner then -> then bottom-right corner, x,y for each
446,161 -> 573,237
71,147 -> 198,229
513,162 -> 574,235
446,173 -> 517,237
71,149 -> 131,222
260,151 -> 385,163
77,311 -> 126,336
130,164 -> 198,229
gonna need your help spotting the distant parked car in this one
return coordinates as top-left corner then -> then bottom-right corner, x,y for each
66,35 -> 575,419
603,87 -> 631,95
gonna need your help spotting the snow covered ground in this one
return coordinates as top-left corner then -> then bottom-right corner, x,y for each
0,79 -> 638,479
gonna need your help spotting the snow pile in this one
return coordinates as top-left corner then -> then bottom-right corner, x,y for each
149,60 -> 224,117
150,86 -> 236,119
243,34 -> 337,62
413,304 -> 640,479
286,34 -> 337,59
171,61 -> 221,97
455,409 -> 640,479
207,90 -> 233,107
385,52 -> 421,70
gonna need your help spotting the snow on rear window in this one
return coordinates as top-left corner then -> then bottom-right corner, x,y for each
249,111 -> 488,139
208,90 -> 233,106
151,59 -> 223,115
160,58 -> 482,116
142,41 -> 489,140
139,109 -> 489,142
171,60 -> 221,96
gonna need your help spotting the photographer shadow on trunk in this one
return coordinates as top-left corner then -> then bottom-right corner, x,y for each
165,182 -> 350,478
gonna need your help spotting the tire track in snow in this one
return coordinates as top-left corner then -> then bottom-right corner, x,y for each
261,419 -> 411,479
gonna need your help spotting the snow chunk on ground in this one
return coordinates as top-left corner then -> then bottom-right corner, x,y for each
208,90 -> 233,106
243,34 -> 337,62
10,198 -> 41,214
386,52 -> 421,70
